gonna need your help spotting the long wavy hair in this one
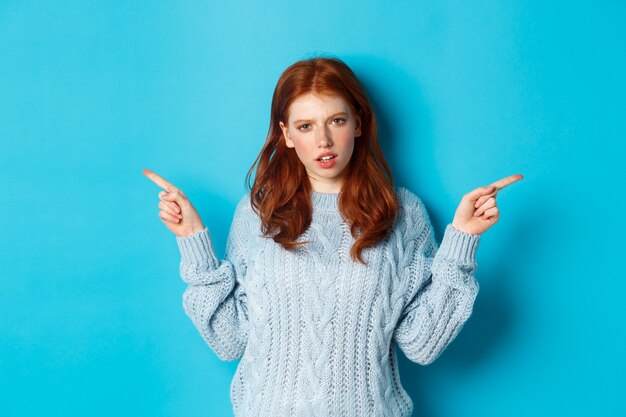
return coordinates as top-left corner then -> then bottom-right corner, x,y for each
245,56 -> 399,265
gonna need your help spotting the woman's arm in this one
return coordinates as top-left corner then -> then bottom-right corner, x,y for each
393,191 -> 480,365
176,196 -> 251,361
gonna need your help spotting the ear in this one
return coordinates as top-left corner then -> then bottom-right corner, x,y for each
354,111 -> 362,138
279,121 -> 295,148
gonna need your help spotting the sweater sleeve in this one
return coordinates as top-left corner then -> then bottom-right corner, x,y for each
392,190 -> 480,365
175,195 -> 251,361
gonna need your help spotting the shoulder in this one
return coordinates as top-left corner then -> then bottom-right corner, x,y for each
395,186 -> 423,210
226,192 -> 259,252
393,186 -> 434,238
234,190 -> 266,220
235,191 -> 254,216
232,191 -> 261,232
395,186 -> 429,221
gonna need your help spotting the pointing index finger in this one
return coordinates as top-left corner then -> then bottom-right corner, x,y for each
142,168 -> 178,192
489,174 -> 524,191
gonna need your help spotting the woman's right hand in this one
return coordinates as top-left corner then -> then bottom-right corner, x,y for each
142,168 -> 206,237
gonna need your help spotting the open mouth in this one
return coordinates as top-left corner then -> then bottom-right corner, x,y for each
316,155 -> 337,168
317,155 -> 336,162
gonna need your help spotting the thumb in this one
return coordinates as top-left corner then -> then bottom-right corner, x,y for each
162,190 -> 186,205
464,185 -> 496,202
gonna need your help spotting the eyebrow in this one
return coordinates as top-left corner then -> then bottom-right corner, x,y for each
293,112 -> 349,125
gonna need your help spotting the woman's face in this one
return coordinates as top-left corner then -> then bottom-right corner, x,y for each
279,93 -> 361,194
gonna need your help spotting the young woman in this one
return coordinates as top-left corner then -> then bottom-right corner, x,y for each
143,56 -> 522,417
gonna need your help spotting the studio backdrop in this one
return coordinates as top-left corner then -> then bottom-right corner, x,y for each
1,1 -> 624,416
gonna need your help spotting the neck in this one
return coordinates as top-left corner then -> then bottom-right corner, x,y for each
308,176 -> 343,194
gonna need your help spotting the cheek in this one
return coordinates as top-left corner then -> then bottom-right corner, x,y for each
339,131 -> 356,150
290,138 -> 313,162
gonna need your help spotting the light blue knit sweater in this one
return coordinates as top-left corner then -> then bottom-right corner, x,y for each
175,187 -> 481,417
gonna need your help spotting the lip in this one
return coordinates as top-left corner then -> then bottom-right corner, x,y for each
316,151 -> 338,160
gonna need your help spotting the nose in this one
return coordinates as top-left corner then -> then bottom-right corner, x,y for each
317,126 -> 333,148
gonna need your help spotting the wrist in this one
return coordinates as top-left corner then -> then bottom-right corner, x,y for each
451,221 -> 467,234
178,225 -> 207,238
451,222 -> 480,236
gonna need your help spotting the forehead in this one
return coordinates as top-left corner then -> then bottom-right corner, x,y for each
287,93 -> 352,120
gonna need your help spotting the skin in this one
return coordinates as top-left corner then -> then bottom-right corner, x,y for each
278,93 -> 361,194
142,168 -> 206,237
143,93 -> 523,237
450,174 -> 524,235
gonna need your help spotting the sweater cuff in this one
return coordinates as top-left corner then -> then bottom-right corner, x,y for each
437,224 -> 480,266
176,227 -> 219,268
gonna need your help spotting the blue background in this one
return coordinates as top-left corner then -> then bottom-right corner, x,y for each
1,1 -> 624,416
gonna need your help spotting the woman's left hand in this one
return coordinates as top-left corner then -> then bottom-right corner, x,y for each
451,174 -> 524,235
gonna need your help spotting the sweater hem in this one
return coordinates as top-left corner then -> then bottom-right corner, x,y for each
176,227 -> 219,268
437,224 -> 480,265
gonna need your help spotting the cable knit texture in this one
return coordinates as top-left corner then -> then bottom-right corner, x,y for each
176,187 -> 480,417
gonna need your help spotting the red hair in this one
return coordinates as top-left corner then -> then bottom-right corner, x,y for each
245,56 -> 399,265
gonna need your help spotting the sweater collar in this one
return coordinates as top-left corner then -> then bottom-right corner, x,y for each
311,191 -> 339,212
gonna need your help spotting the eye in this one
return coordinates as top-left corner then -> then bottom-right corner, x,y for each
331,118 -> 346,125
297,123 -> 310,131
